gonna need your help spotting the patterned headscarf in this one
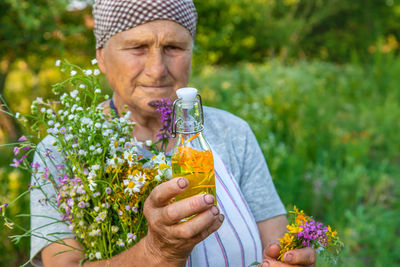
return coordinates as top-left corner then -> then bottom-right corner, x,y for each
93,0 -> 197,48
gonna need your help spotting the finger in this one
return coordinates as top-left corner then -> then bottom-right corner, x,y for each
264,243 -> 281,259
163,194 -> 216,225
260,259 -> 301,267
170,206 -> 223,239
149,177 -> 188,207
194,212 -> 224,242
283,247 -> 316,266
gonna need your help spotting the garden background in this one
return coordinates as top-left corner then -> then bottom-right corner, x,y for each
1,0 -> 399,266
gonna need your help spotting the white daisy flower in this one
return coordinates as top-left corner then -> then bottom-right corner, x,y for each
91,59 -> 97,65
70,90 -> 79,98
88,179 -> 97,191
151,153 -> 167,165
91,164 -> 100,170
133,172 -> 147,185
123,177 -> 141,195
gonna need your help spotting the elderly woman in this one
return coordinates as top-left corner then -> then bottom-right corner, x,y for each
30,1 -> 316,266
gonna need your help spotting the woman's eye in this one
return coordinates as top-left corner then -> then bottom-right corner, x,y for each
166,46 -> 180,51
132,46 -> 144,50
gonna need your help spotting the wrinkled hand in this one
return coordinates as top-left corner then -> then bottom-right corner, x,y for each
259,243 -> 316,267
143,177 -> 224,266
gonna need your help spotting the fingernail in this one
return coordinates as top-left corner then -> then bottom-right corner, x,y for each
211,206 -> 219,216
284,253 -> 293,263
204,194 -> 214,204
177,178 -> 188,189
218,214 -> 224,222
262,260 -> 270,267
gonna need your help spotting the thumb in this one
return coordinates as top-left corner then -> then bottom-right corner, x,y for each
263,243 -> 281,259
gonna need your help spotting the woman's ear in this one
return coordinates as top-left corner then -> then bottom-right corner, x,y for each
96,48 -> 106,74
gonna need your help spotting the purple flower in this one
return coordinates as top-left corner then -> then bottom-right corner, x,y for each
58,174 -> 68,184
22,146 -> 30,151
152,98 -> 173,151
13,147 -> 20,156
78,201 -> 85,208
45,148 -> 55,159
56,164 -> 65,170
67,198 -> 74,207
10,158 -> 20,168
10,155 -> 27,167
43,167 -> 49,179
105,188 -> 112,194
297,218 -> 330,248
127,233 -> 135,239
125,205 -> 131,211
31,162 -> 40,169
18,136 -> 27,142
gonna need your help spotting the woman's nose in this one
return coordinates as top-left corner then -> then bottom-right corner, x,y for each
144,48 -> 167,80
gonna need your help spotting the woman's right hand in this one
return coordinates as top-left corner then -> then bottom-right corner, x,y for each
41,177 -> 223,267
142,177 -> 224,266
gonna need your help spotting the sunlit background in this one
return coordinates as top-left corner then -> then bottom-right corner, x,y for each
1,0 -> 399,266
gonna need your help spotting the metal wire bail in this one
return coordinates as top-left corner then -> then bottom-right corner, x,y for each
170,93 -> 204,138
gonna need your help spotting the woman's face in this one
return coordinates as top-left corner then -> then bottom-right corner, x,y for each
97,20 -> 193,119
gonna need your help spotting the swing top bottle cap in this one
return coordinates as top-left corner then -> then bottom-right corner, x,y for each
176,87 -> 198,108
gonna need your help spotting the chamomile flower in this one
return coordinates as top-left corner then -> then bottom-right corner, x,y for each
123,175 -> 141,195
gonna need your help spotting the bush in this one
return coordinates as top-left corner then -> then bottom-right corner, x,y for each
191,58 -> 400,266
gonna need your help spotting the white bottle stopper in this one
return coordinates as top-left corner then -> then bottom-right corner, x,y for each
176,87 -> 198,109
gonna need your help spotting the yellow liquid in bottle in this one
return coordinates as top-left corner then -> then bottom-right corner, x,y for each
171,147 -> 216,205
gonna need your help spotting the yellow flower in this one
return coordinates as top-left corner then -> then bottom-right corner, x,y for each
287,224 -> 302,234
278,233 -> 296,261
327,225 -> 337,238
159,163 -> 169,170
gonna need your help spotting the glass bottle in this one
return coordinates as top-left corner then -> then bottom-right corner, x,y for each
171,87 -> 216,205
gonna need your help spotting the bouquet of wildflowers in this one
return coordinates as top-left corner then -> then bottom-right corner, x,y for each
278,206 -> 344,263
0,60 -> 172,262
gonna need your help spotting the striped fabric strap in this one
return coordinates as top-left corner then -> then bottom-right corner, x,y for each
187,149 -> 263,266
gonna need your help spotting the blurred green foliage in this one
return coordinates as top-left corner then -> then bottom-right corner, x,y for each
194,0 -> 400,64
1,0 -> 400,266
191,55 -> 400,265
